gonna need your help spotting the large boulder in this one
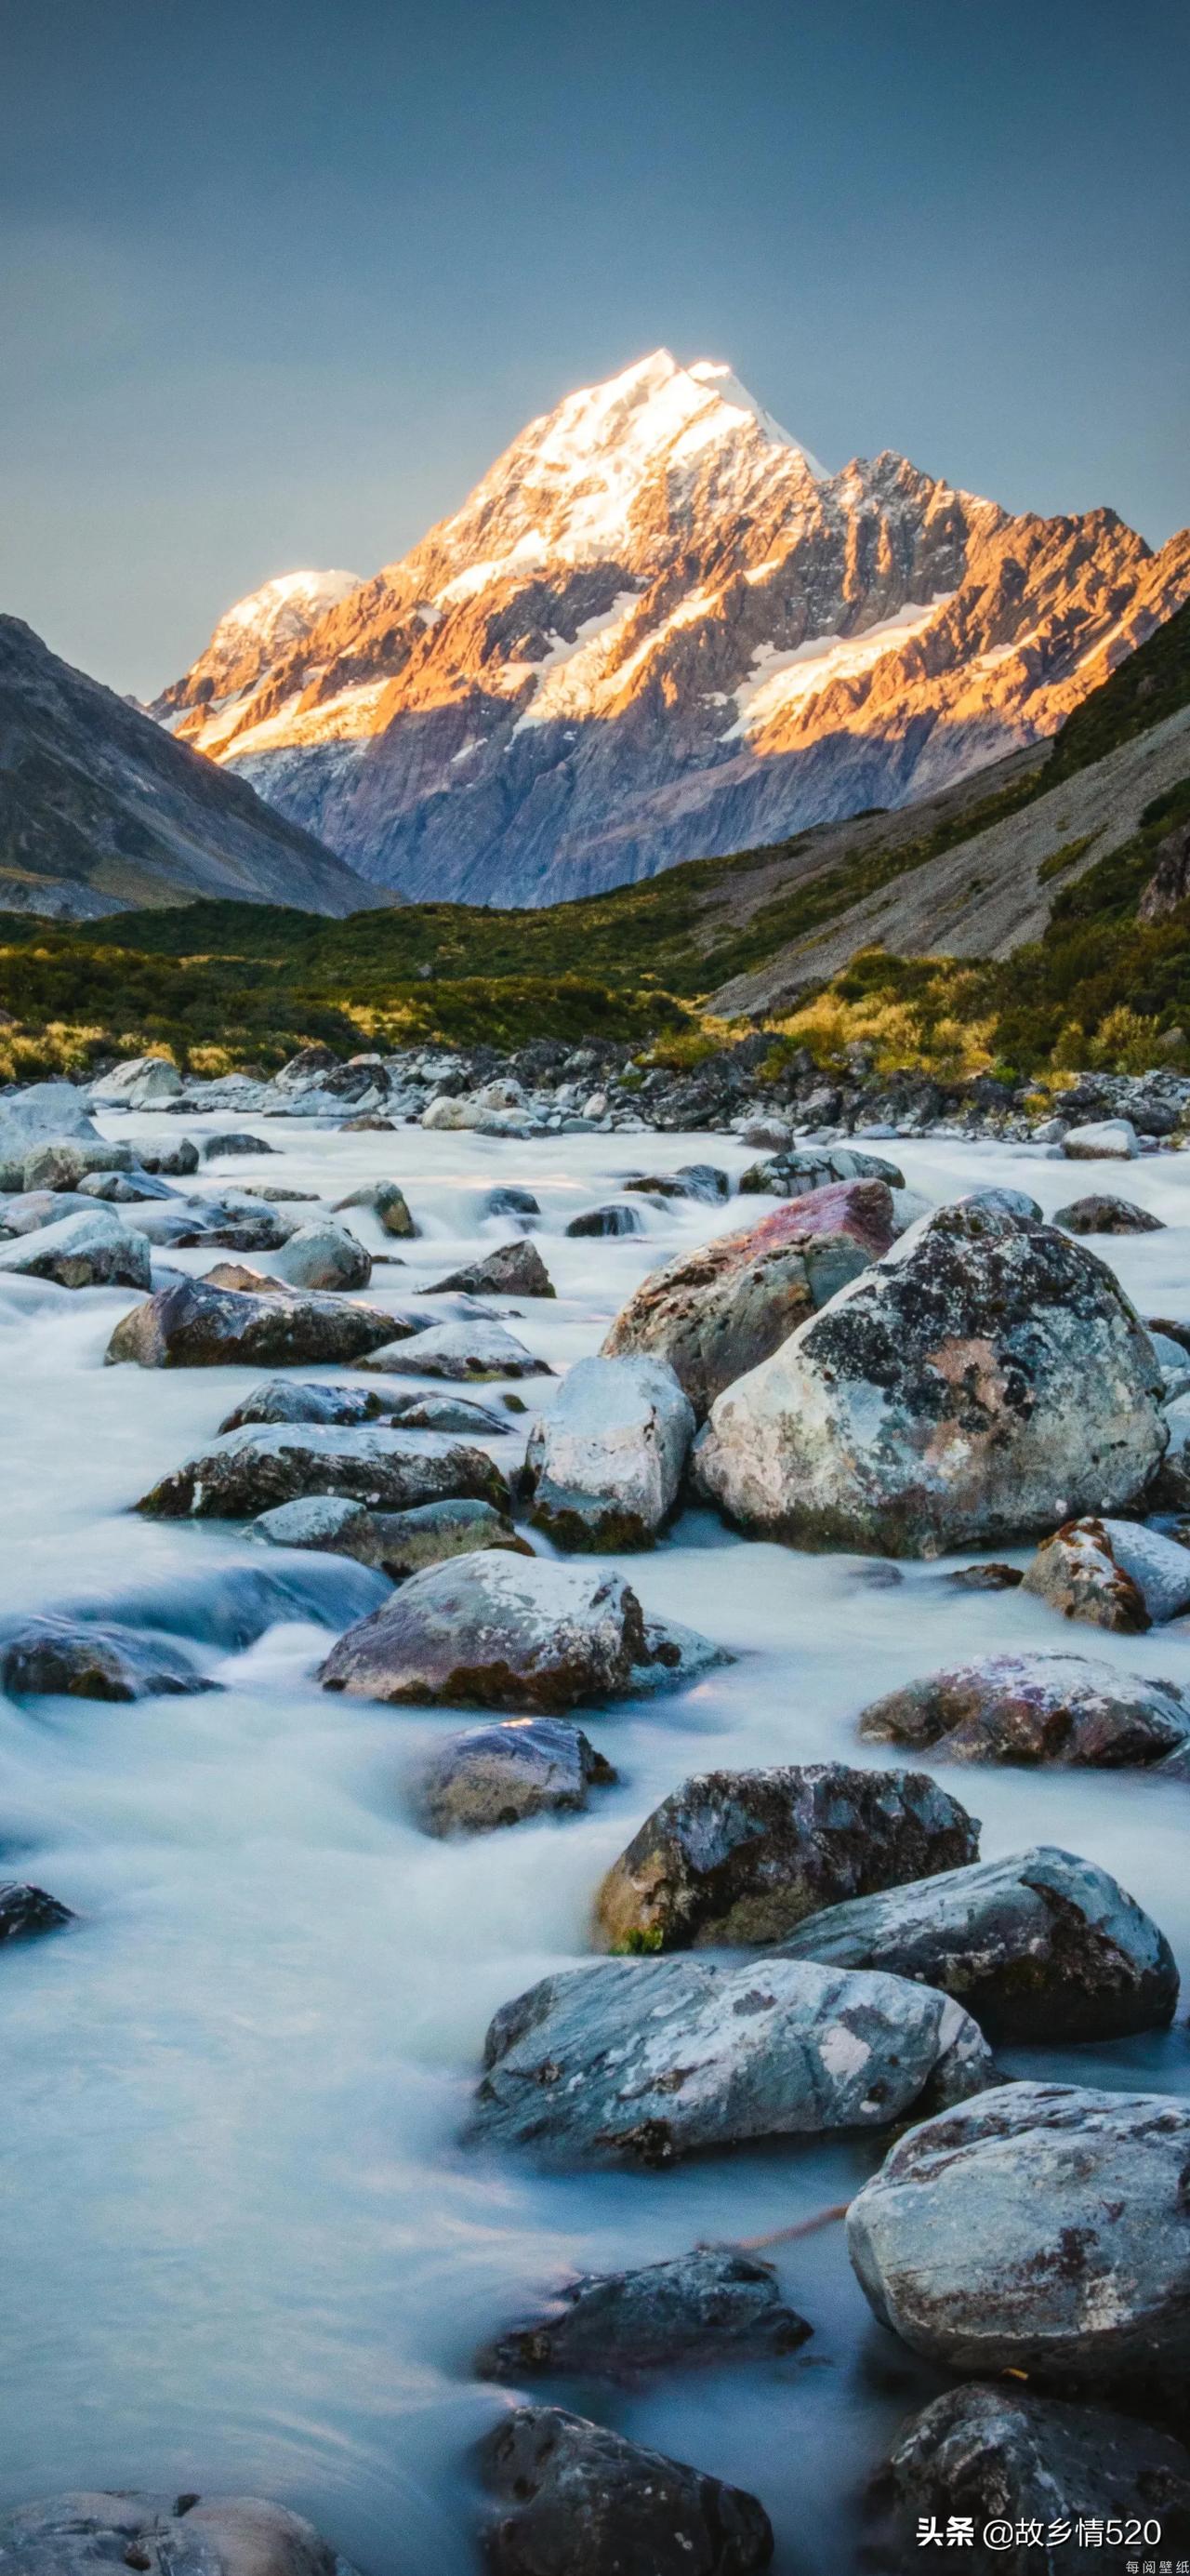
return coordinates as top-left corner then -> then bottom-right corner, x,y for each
0,1882 -> 75,1943
523,1355 -> 694,1548
1020,1515 -> 1190,1630
422,1241 -> 555,1297
477,2249 -> 808,2383
479,2407 -> 774,2576
469,1955 -> 993,2164
261,1220 -> 372,1293
318,1552 -> 716,1711
693,1203 -> 1166,1556
737,1144 -> 904,1195
856,1651 -> 1190,1766
884,2383 -> 1190,2573
1,1615 -> 214,1700
846,2080 -> 1190,2390
127,1131 -> 199,1175
106,1277 -> 408,1368
251,1492 -> 527,1577
602,1180 -> 895,1420
21,1135 -> 135,1189
90,1053 -> 183,1108
137,1425 -> 509,1520
594,1765 -> 978,1953
360,1319 -> 552,1380
0,1208 -> 151,1289
780,1846 -> 1178,2041
0,2492 -> 358,2576
411,1717 -> 615,1836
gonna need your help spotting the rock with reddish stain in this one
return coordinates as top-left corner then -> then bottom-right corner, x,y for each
856,1651 -> 1190,1767
1021,1516 -> 1190,1630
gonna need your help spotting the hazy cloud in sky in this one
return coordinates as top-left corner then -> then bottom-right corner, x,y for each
1,0 -> 1186,697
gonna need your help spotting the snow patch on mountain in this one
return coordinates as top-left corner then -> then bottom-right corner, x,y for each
724,595 -> 954,740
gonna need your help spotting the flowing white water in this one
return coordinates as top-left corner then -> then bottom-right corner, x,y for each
2,1120 -> 1188,2572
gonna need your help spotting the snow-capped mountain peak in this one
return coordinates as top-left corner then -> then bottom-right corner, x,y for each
154,351 -> 1190,910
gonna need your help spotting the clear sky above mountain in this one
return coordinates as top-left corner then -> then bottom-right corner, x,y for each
2,0 -> 1186,698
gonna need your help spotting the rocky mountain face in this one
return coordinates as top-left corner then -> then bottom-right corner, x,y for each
152,569 -> 360,730
156,351 -> 1190,909
0,616 -> 381,921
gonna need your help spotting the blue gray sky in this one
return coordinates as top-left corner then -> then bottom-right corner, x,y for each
2,0 -> 1186,697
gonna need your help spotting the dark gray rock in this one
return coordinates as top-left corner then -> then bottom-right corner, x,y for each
218,1380 -> 388,1432
411,1717 -> 615,1835
137,1425 -> 510,1520
252,1492 -> 528,1577
676,1162 -> 731,1201
565,1204 -> 643,1237
318,1552 -> 714,1711
479,2406 -> 774,2576
857,1651 -> 1190,1766
477,2248 -> 809,2383
0,1882 -> 75,1943
0,2491 -> 358,2576
202,1131 -> 275,1157
332,1179 -> 416,1236
469,1954 -> 994,2164
420,1240 -> 556,1298
1054,1193 -> 1165,1235
384,1391 -> 511,1436
106,1277 -> 411,1368
262,1220 -> 372,1292
483,1185 -> 540,1222
595,1764 -> 979,1952
847,2079 -> 1190,2390
127,1132 -> 200,1175
129,1194 -> 297,1252
884,2383 -> 1190,2575
0,1616 -> 214,1701
523,1355 -> 694,1548
77,1167 -> 178,1202
780,1845 -> 1178,2041
694,1203 -> 1167,1555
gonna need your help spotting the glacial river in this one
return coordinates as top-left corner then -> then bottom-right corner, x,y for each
2,1119 -> 1187,2573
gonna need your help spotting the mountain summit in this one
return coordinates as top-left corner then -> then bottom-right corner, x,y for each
155,352 -> 1190,907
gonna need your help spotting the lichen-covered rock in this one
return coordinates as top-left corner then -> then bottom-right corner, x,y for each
594,1764 -> 978,1952
477,2248 -> 809,2383
0,2491 -> 358,2576
263,1220 -> 372,1292
0,1882 -> 75,1943
857,1651 -> 1190,1766
1061,1119 -> 1139,1160
361,1319 -> 552,1379
0,1616 -> 214,1701
333,1179 -> 417,1236
479,2406 -> 774,2576
1021,1515 -> 1190,1630
564,1203 -> 643,1237
1054,1193 -> 1164,1234
469,1955 -> 993,2164
422,1240 -> 556,1297
106,1277 -> 407,1369
959,1187 -> 1043,1221
523,1354 -> 694,1547
137,1425 -> 509,1520
847,2080 -> 1190,2390
218,1380 -> 388,1432
318,1552 -> 713,1711
737,1144 -> 904,1195
884,2383 -> 1190,2573
694,1203 -> 1166,1556
411,1716 -> 615,1836
21,1136 -> 135,1190
252,1492 -> 528,1576
0,1208 -> 151,1290
781,1846 -> 1177,2041
602,1180 -> 895,1420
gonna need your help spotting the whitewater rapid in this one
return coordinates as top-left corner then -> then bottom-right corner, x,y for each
2,1120 -> 1188,2574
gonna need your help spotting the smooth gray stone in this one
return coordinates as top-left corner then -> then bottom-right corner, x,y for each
523,1354 -> 694,1549
411,1716 -> 615,1836
137,1425 -> 510,1520
0,1615 -> 214,1702
0,1208 -> 151,1289
477,2247 -> 809,2382
0,2491 -> 360,2576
